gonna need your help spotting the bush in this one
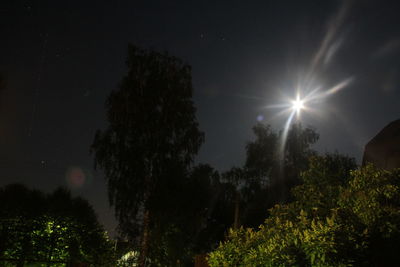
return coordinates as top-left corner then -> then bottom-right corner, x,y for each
209,155 -> 400,266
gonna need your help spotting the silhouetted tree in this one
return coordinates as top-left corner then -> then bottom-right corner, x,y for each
281,123 -> 319,199
245,124 -> 278,179
91,45 -> 204,266
225,123 -> 319,229
247,122 -> 318,200
145,164 -> 222,265
191,165 -> 237,255
222,167 -> 247,229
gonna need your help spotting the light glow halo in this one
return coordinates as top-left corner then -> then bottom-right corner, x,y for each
264,77 -> 354,168
291,95 -> 304,114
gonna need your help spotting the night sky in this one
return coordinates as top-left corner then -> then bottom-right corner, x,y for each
1,0 -> 400,236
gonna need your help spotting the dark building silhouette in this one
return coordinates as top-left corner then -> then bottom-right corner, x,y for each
362,119 -> 400,169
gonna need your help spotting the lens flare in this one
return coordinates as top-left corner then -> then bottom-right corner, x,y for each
291,96 -> 304,114
65,166 -> 93,189
66,167 -> 86,188
265,76 -> 354,168
261,1 -> 355,175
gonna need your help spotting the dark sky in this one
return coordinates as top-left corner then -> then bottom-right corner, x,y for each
1,0 -> 400,236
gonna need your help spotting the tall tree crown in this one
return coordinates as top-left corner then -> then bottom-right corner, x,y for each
91,45 -> 204,240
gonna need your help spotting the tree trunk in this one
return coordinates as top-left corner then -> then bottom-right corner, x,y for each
138,209 -> 150,267
139,164 -> 153,267
233,191 -> 240,229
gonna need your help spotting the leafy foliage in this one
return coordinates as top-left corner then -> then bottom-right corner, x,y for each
208,155 -> 400,266
292,153 -> 357,216
0,184 -> 115,266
